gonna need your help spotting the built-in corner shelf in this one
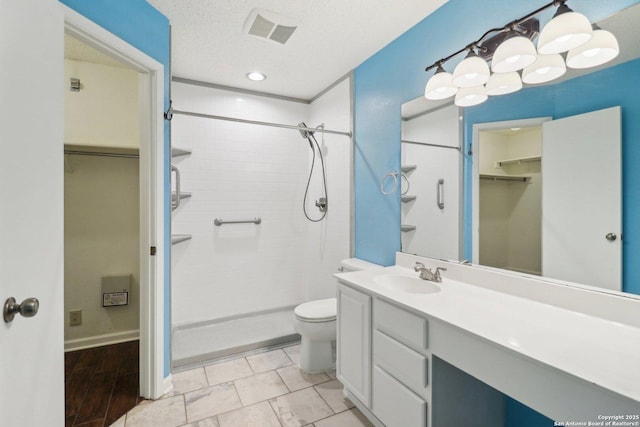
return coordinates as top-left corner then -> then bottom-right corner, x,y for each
172,191 -> 192,202
401,195 -> 417,203
480,174 -> 531,183
171,234 -> 192,245
401,224 -> 416,232
401,165 -> 417,173
171,147 -> 192,158
496,155 -> 541,167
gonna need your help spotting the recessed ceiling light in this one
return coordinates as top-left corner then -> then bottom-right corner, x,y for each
246,72 -> 266,81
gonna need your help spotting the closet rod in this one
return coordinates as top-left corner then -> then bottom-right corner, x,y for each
401,139 -> 461,151
172,109 -> 353,138
64,150 -> 139,159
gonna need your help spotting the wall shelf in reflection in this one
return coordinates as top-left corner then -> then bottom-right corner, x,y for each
401,164 -> 417,173
401,195 -> 417,203
172,191 -> 192,202
480,174 -> 531,183
171,147 -> 192,157
496,155 -> 541,167
171,234 -> 192,245
401,224 -> 416,232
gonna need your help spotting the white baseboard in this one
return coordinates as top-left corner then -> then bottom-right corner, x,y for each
64,329 -> 140,352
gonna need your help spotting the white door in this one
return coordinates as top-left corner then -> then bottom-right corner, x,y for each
0,1 -> 64,425
542,106 -> 621,291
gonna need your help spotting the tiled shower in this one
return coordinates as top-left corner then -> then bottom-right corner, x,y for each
170,78 -> 352,368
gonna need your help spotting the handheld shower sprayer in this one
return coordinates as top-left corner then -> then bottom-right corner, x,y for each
299,122 -> 328,222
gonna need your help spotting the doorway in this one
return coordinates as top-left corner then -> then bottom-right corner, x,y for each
63,3 -> 167,402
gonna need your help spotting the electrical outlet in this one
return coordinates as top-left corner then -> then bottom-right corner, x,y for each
70,310 -> 82,326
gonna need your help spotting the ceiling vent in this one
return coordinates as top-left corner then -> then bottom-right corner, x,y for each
243,8 -> 297,45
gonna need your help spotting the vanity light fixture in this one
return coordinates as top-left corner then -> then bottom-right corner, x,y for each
423,0 -> 619,107
537,2 -> 593,54
452,48 -> 490,88
491,35 -> 537,73
522,53 -> 566,84
424,64 -> 458,100
566,24 -> 620,69
246,71 -> 266,81
486,71 -> 522,96
455,85 -> 488,107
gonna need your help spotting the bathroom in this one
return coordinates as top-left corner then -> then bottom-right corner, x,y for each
3,0 -> 640,426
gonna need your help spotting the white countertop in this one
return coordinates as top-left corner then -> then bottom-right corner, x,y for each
335,263 -> 640,403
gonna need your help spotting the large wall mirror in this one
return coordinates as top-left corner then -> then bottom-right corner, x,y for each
400,3 -> 640,294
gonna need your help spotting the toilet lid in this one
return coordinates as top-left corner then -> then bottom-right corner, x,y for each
294,298 -> 336,322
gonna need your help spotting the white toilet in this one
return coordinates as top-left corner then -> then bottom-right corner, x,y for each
293,258 -> 381,373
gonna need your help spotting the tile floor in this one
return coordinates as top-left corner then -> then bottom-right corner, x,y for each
111,344 -> 374,427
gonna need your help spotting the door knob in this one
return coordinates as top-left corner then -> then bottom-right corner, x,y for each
605,233 -> 617,242
3,297 -> 39,323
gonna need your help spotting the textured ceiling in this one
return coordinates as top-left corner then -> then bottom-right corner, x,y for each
147,0 -> 448,100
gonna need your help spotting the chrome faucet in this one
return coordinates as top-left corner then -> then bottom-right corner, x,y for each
414,262 -> 447,283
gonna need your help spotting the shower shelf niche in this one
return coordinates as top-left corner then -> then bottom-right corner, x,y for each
171,234 -> 192,245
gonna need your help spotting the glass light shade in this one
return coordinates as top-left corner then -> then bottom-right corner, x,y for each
455,85 -> 488,107
522,53 -> 566,84
425,69 -> 458,100
566,29 -> 619,69
538,10 -> 592,54
486,72 -> 522,96
491,36 -> 537,73
452,55 -> 490,87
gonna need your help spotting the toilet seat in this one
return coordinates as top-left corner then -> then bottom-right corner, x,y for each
294,298 -> 336,323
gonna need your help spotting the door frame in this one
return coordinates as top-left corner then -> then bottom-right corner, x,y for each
63,5 -> 167,399
471,116 -> 551,265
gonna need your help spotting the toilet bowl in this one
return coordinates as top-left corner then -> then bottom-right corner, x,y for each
293,258 -> 381,373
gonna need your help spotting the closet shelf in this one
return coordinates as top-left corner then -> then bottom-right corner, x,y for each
480,174 -> 531,183
496,155 -> 541,167
171,234 -> 192,245
401,224 -> 416,232
401,195 -> 417,203
401,165 -> 417,173
171,147 -> 192,157
172,191 -> 192,201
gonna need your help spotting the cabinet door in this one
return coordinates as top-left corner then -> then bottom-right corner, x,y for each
337,284 -> 372,407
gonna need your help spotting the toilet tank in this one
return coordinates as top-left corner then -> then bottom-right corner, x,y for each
340,258 -> 382,272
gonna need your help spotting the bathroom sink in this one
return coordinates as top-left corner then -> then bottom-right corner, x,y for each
374,275 -> 441,294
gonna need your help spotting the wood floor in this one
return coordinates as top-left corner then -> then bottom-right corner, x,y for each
65,340 -> 141,427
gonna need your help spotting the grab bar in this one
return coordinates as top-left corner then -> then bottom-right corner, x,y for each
214,217 -> 262,226
437,178 -> 445,210
171,164 -> 181,211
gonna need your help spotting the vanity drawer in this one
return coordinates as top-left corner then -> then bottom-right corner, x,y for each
373,365 -> 427,427
374,298 -> 428,351
373,330 -> 428,398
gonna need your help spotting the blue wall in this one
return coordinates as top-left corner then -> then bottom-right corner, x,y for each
353,0 -> 640,423
464,58 -> 640,295
59,0 -> 172,377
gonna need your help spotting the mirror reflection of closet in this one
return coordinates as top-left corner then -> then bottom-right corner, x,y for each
478,126 -> 542,275
400,104 -> 462,260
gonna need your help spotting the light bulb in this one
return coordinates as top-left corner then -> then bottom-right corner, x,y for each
522,54 -> 566,84
425,67 -> 458,100
566,28 -> 619,69
538,5 -> 592,54
492,36 -> 537,73
452,53 -> 490,87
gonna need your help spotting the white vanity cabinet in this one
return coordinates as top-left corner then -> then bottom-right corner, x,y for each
337,283 -> 372,407
372,299 -> 430,427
